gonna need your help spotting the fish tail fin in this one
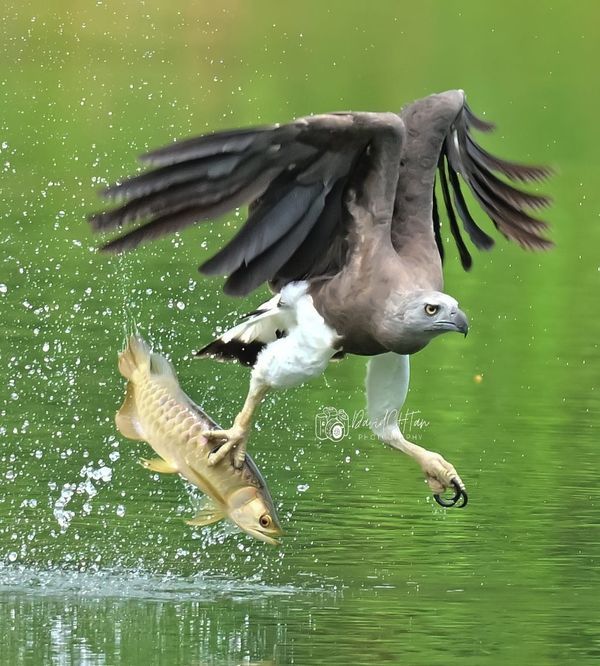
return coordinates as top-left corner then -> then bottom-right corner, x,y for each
118,334 -> 152,380
149,351 -> 178,380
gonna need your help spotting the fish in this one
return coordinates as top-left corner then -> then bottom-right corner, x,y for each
114,334 -> 283,545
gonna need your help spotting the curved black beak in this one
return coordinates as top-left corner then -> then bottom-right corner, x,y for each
432,309 -> 469,336
453,309 -> 469,337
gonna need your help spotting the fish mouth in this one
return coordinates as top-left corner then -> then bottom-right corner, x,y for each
238,524 -> 284,546
227,487 -> 284,545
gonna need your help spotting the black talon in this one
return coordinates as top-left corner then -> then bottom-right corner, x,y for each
433,479 -> 468,508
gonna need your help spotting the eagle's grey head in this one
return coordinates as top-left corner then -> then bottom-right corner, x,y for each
378,290 -> 469,354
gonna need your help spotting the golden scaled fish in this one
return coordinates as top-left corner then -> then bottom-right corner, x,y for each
115,335 -> 283,545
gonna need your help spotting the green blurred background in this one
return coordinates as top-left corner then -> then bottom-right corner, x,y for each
1,1 -> 599,665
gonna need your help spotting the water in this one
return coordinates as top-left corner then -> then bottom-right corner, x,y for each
1,2 -> 600,664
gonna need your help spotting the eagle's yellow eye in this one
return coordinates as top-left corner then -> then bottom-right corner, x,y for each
424,304 -> 439,316
259,514 -> 272,528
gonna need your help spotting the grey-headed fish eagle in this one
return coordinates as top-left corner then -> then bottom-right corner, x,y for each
90,90 -> 553,508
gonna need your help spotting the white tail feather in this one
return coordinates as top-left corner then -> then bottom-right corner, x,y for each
196,283 -> 309,365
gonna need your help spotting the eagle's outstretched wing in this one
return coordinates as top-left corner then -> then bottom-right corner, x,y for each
91,93 -> 553,290
90,112 -> 404,296
428,101 -> 553,270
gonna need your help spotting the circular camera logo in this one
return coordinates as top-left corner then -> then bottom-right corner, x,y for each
315,407 -> 349,442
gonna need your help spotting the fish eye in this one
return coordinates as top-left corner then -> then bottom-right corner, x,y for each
259,514 -> 272,528
424,304 -> 439,316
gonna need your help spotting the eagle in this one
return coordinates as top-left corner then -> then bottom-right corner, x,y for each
90,90 -> 553,508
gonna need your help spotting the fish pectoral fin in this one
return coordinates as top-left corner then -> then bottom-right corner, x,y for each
116,413 -> 145,441
139,457 -> 178,474
186,500 -> 225,527
115,383 -> 145,441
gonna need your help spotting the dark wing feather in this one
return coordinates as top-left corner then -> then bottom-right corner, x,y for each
223,186 -> 328,296
102,154 -> 251,200
462,102 -> 495,133
437,100 -> 553,267
99,169 -> 280,254
200,182 -> 324,276
140,125 -> 286,165
431,189 -> 445,264
91,112 -> 403,296
438,154 -> 472,270
275,174 -> 350,283
445,157 -> 495,250
90,146 -> 314,233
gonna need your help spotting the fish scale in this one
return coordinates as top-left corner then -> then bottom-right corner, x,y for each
114,334 -> 283,545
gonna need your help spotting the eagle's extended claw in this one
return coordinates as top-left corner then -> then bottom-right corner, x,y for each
203,426 -> 248,468
416,449 -> 468,508
434,478 -> 468,508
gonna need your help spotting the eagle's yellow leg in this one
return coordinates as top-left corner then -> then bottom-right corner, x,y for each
203,379 -> 269,468
366,352 -> 468,507
386,437 -> 467,505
